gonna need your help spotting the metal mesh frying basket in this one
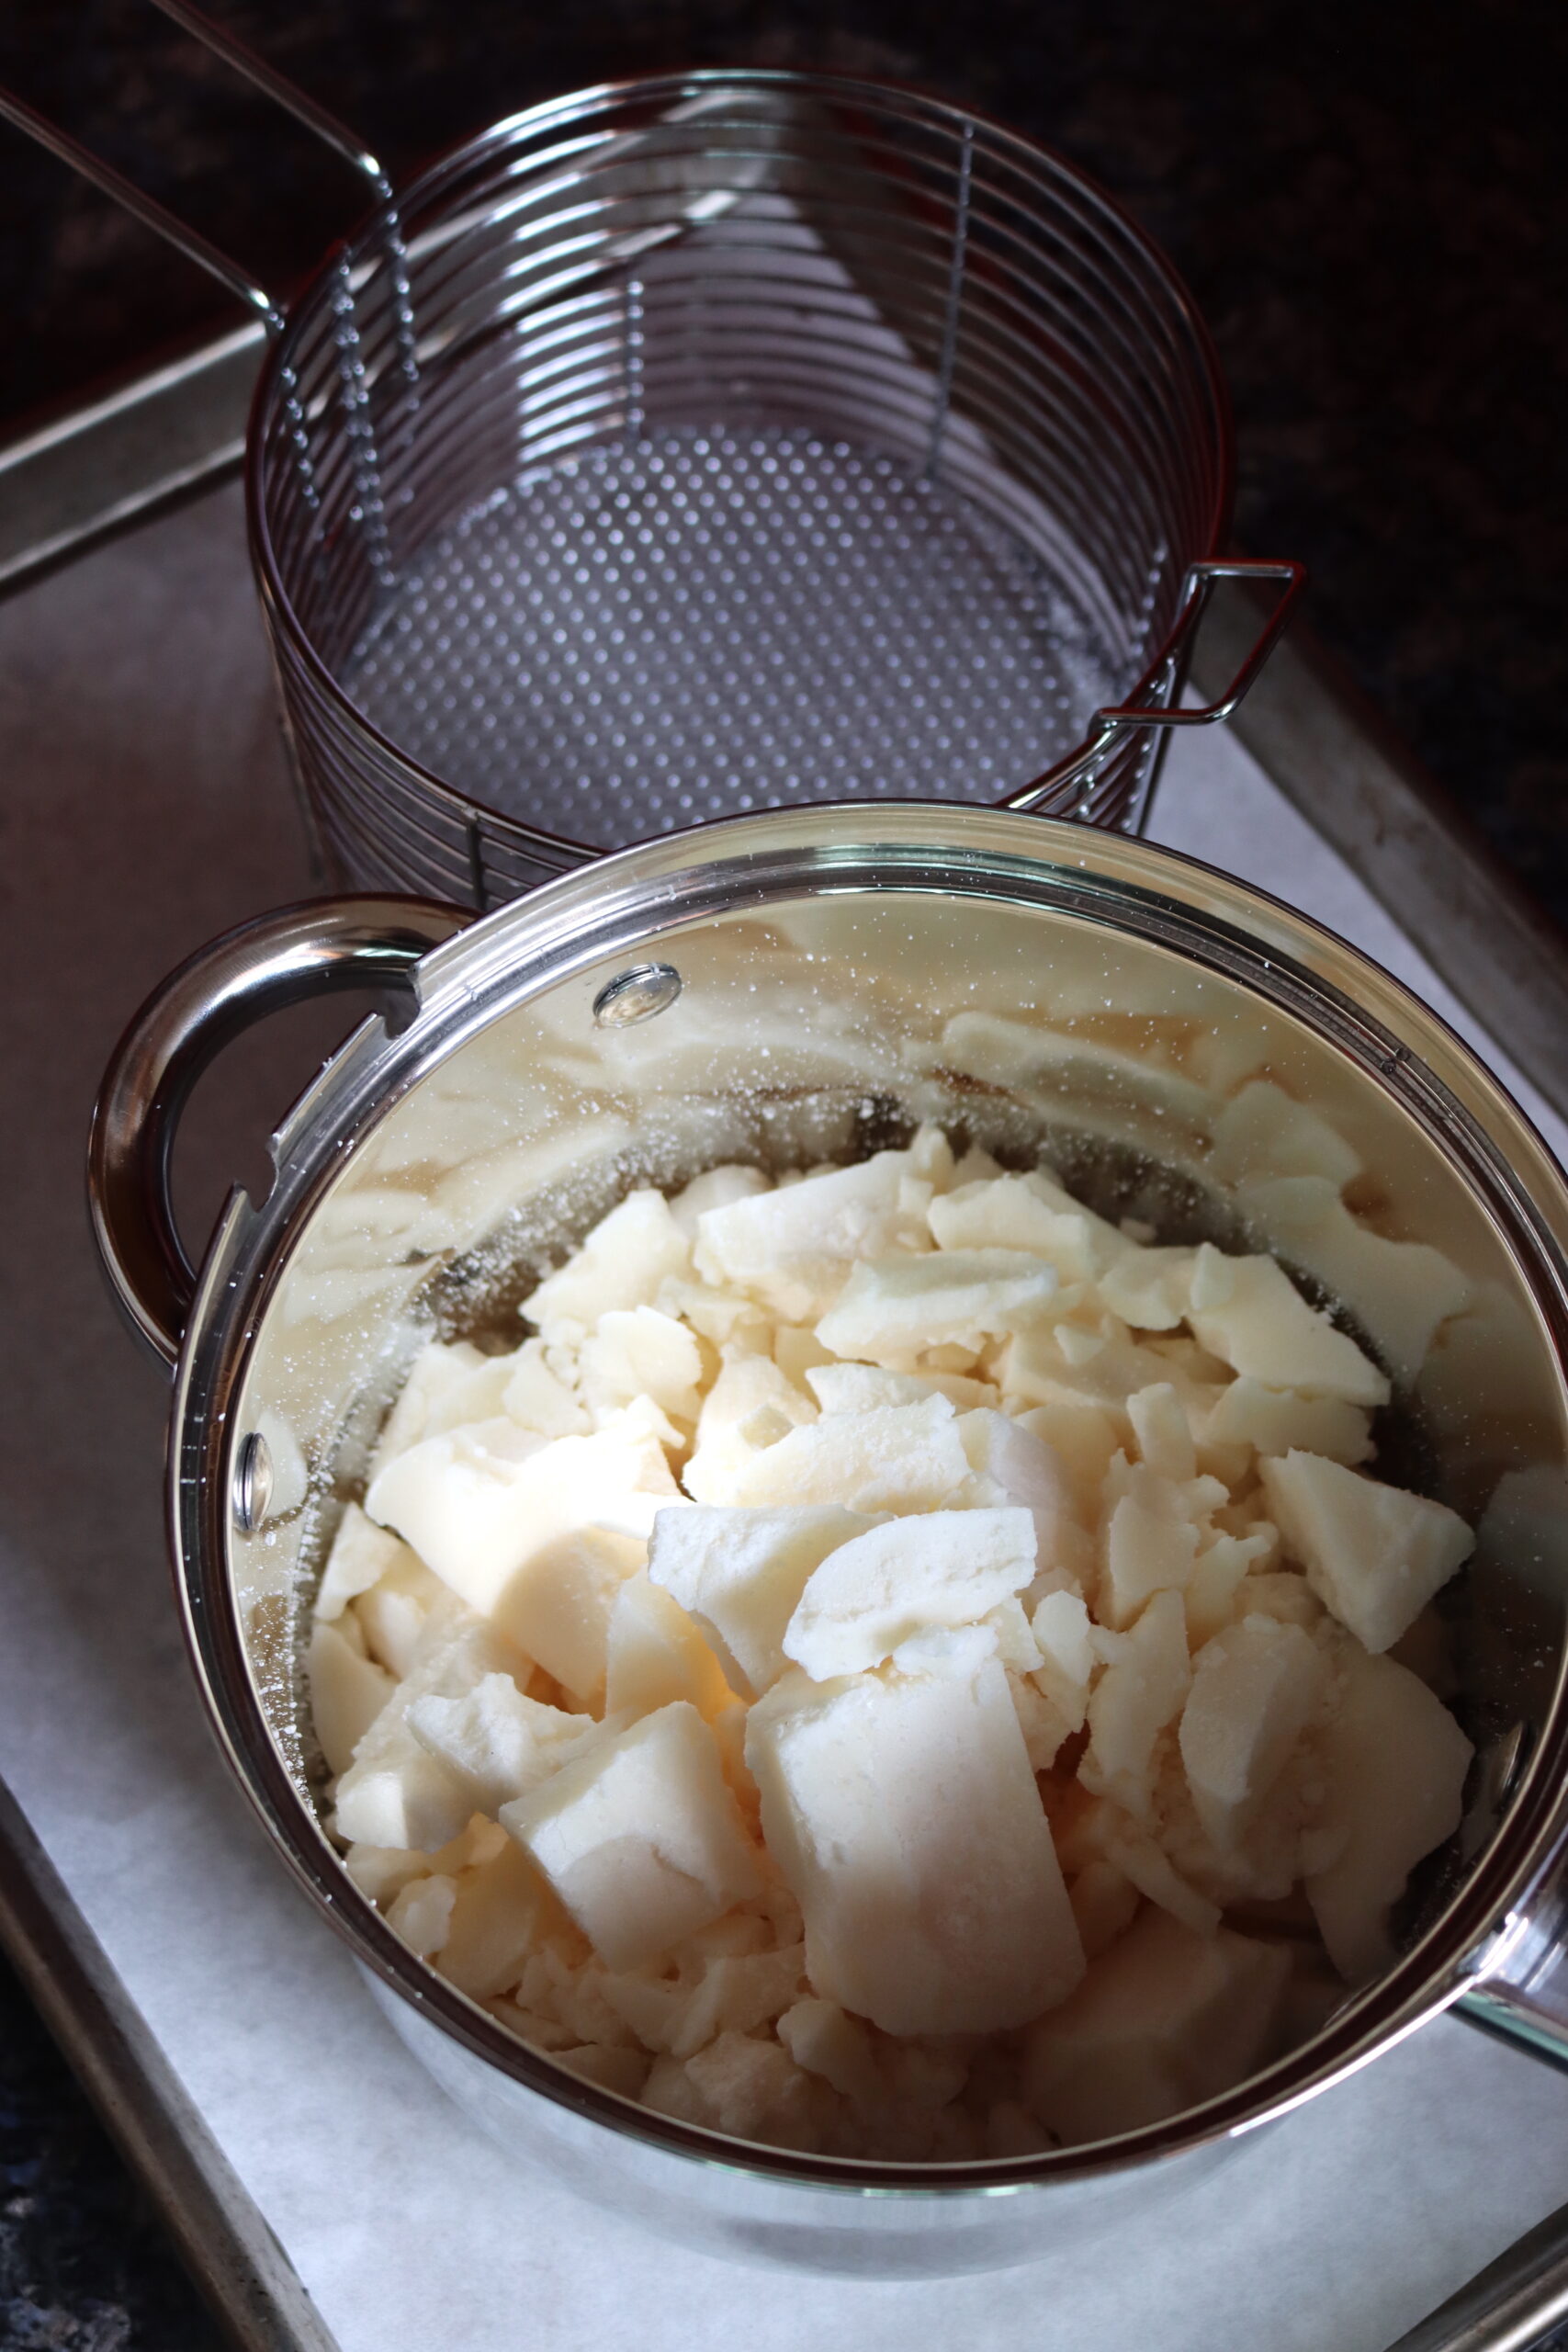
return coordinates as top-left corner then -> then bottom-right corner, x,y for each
246,73 -> 1296,907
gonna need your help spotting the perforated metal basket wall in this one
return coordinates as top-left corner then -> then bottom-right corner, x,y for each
249,72 -> 1241,908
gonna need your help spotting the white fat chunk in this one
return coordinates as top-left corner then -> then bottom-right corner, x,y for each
669,1163 -> 770,1238
308,1620 -> 394,1777
579,1306 -> 705,1427
1306,1644 -> 1472,1979
726,1395 -> 973,1514
892,1622 -> 999,1679
604,1572 -> 735,1720
1209,1080 -> 1362,1190
778,1996 -> 883,2109
806,1363 -> 996,1414
353,1548 -> 453,1679
1099,1249 -> 1197,1334
957,1409 -> 1071,1566
315,1502 -> 418,1622
694,1151 -> 925,1321
1015,1402 -> 1122,1521
647,1504 -> 874,1695
1023,1910 -> 1292,2144
501,1339 -> 590,1438
1202,1377 -> 1372,1467
334,1620 -> 526,1851
746,1660 -> 1083,2035
1237,1175 -> 1472,1385
1031,1589 -> 1097,1732
523,1190 -> 693,1342
1179,1618 -> 1327,1851
436,1840 -> 564,2001
642,2030 -> 827,2152
783,1508 -> 1038,1680
502,1702 -> 761,1973
368,1340 -> 518,1478
1099,1466 -> 1201,1631
1126,1384 -> 1197,1483
387,1873 -> 457,1961
815,1250 -> 1057,1361
366,1420 -> 678,1685
1187,1245 -> 1390,1408
1083,1589 -> 1191,1821
667,1945 -> 808,2059
1259,1451 -> 1473,1653
406,1675 -> 604,1815
1184,1529 -> 1279,1649
927,1174 -> 1109,1281
682,1351 -> 815,1505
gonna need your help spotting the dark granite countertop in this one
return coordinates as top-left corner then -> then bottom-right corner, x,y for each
1,4 -> 1565,2345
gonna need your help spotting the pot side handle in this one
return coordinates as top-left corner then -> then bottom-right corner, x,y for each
1457,1877 -> 1568,2073
87,895 -> 468,1370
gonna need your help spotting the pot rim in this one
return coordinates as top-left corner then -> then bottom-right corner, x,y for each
169,803 -> 1568,2195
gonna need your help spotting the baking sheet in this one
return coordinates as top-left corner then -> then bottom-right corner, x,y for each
2,481 -> 1566,2352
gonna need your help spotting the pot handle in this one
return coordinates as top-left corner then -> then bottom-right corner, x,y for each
1456,1861 -> 1568,2073
88,896 -> 468,1370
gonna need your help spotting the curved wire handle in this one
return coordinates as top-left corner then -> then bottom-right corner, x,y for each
0,0 -> 384,337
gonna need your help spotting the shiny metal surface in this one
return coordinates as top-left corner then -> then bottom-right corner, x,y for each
1383,2199 -> 1568,2352
92,804 -> 1568,2272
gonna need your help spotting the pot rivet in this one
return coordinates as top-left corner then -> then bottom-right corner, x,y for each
233,1431 -> 273,1534
592,963 -> 682,1028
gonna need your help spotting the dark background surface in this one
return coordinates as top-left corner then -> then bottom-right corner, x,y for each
1,2 -> 1566,2344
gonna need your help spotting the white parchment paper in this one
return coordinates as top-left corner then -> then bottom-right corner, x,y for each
1,486 -> 1565,2352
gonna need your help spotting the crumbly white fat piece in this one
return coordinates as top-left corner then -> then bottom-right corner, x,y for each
746,1660 -> 1084,2034
502,1702 -> 761,1973
783,1509 -> 1038,1680
1259,1450 -> 1474,1653
326,1128 -> 1479,2161
647,1505 -> 876,1696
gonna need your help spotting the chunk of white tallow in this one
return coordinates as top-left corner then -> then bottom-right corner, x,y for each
1186,1244 -> 1390,1408
334,1620 -> 525,1852
307,1619 -> 393,1778
956,1409 -> 1072,1563
501,1702 -> 761,1973
1259,1449 -> 1473,1653
746,1658 -> 1084,2035
694,1150 -> 926,1321
405,1674 -> 607,1817
366,1419 -> 679,1697
648,1503 -> 874,1696
1201,1377 -> 1372,1467
1235,1174 -> 1472,1385
1082,1588 -> 1191,1824
1305,1642 -> 1473,1980
366,1340 -> 518,1479
726,1394 -> 974,1515
436,1839 -> 567,2002
1179,1616 -> 1328,1851
682,1349 -> 815,1506
1023,1909 -> 1292,2145
783,1508 -> 1037,1681
927,1171 -> 1111,1282
578,1306 -> 705,1428
314,1501 -> 417,1622
1099,1464 -> 1201,1632
814,1250 -> 1057,1362
805,1363 -> 996,1414
604,1571 -> 736,1722
1031,1589 -> 1097,1733
521,1188 -> 693,1343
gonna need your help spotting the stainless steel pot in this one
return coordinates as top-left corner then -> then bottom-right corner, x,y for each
88,806 -> 1568,2278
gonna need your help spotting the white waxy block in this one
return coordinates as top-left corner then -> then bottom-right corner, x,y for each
745,1659 -> 1084,2035
957,1409 -> 1071,1566
367,1340 -> 519,1479
1202,1377 -> 1372,1466
1179,1617 -> 1327,1850
1099,1465 -> 1201,1631
777,1996 -> 882,2109
1083,1589 -> 1191,1822
1187,1244 -> 1391,1407
1099,1249 -> 1198,1334
501,1338 -> 590,1438
1306,1643 -> 1473,1980
386,1874 -> 457,1962
1031,1589 -> 1097,1732
406,1675 -> 604,1815
604,1571 -> 735,1721
307,1620 -> 394,1777
682,1350 -> 815,1505
578,1306 -> 705,1427
353,1548 -> 453,1680
694,1149 -> 926,1321
927,1172 -> 1106,1281
806,1363 -> 996,1414
1259,1449 -> 1474,1653
522,1189 -> 693,1342
1023,1911 -> 1292,2145
726,1395 -> 973,1513
333,1619 -> 528,1852
783,1508 -> 1037,1680
814,1250 -> 1057,1361
1126,1384 -> 1197,1483
1236,1174 -> 1472,1384
437,1840 -> 563,2001
502,1702 -> 761,1973
668,1162 -> 769,1238
365,1419 -> 677,1678
314,1502 -> 415,1621
647,1505 -> 874,1695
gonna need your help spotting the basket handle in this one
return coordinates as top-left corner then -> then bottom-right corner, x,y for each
88,897 -> 466,1370
1002,556 -> 1305,816
0,0 -> 385,335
